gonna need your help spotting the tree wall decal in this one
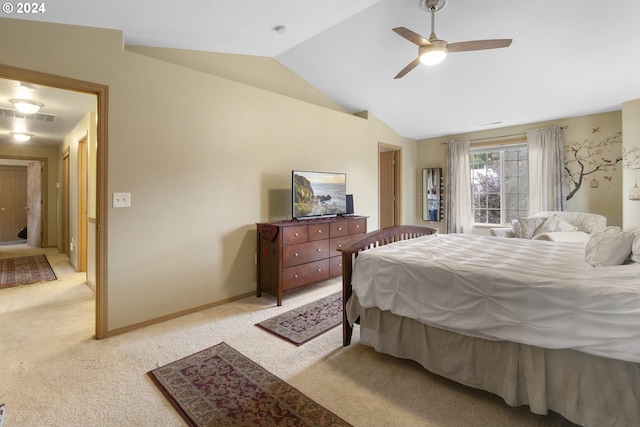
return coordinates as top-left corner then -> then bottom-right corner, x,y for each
623,146 -> 640,201
623,146 -> 640,171
564,130 -> 622,200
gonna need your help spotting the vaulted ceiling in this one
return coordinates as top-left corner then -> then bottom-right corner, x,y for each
3,0 -> 640,146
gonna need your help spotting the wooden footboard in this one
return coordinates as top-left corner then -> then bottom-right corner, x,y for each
338,225 -> 437,346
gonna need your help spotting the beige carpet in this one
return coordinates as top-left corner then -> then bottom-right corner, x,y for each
0,244 -> 577,427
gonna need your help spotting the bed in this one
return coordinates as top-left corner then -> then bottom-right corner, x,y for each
339,225 -> 640,427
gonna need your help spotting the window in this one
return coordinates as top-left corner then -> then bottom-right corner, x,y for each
470,143 -> 528,225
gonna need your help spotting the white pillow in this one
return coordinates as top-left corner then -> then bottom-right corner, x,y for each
514,217 -> 546,239
624,226 -> 640,263
534,214 -> 577,236
585,226 -> 635,267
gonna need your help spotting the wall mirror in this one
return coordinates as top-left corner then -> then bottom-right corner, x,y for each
422,168 -> 443,222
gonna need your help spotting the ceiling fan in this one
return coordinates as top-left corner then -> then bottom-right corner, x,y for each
393,0 -> 512,79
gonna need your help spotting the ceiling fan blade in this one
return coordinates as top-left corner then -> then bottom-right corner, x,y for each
393,27 -> 431,46
394,58 -> 422,79
447,39 -> 512,53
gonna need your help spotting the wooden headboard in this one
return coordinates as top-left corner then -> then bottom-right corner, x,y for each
338,225 -> 437,346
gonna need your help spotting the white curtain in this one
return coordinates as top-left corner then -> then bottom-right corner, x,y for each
527,126 -> 566,214
446,139 -> 473,233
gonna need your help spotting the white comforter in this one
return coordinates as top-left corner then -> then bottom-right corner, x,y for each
351,233 -> 640,363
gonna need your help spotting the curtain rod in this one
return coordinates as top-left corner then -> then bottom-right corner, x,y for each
470,132 -> 525,143
440,126 -> 568,144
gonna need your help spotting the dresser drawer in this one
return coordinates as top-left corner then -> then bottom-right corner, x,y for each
349,218 -> 366,235
330,221 -> 349,237
283,259 -> 330,290
282,225 -> 308,245
308,223 -> 330,241
329,255 -> 343,277
282,239 -> 330,267
330,235 -> 356,254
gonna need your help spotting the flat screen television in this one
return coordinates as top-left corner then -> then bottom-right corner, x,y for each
292,170 -> 347,219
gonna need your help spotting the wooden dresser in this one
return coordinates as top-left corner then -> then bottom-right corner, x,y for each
256,215 -> 367,305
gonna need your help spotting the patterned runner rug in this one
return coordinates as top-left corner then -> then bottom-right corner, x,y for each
0,255 -> 57,289
148,342 -> 352,427
257,291 -> 343,345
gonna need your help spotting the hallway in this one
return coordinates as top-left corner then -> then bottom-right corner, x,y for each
0,242 -> 92,340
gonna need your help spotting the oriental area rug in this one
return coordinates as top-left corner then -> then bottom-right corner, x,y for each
0,255 -> 57,289
148,342 -> 352,427
257,291 -> 343,345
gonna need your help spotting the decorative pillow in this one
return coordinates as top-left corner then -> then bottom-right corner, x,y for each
514,217 -> 546,239
585,226 -> 635,267
534,214 -> 577,236
625,226 -> 640,263
511,218 -> 521,237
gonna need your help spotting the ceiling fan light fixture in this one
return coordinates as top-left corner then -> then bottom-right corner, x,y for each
419,40 -> 447,65
10,132 -> 33,142
392,0 -> 511,78
10,99 -> 43,114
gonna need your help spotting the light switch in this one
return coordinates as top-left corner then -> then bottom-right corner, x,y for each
113,192 -> 131,208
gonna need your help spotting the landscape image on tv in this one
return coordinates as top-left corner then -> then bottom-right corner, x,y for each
293,171 -> 347,218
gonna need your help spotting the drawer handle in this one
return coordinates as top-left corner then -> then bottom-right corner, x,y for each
294,274 -> 299,278
355,225 -> 360,228
338,227 -> 343,231
294,253 -> 299,257
317,248 -> 322,252
338,244 -> 342,248
338,263 -> 342,267
294,232 -> 299,237
317,268 -> 322,272
317,230 -> 322,234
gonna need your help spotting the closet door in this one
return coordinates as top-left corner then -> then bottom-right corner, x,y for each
0,165 -> 28,242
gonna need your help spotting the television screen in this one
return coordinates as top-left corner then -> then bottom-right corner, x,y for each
292,170 -> 347,219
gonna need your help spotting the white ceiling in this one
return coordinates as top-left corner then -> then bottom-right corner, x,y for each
4,0 -> 640,144
0,79 -> 96,148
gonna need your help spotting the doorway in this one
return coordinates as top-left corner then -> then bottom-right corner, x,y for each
0,164 -> 27,243
0,64 -> 109,339
379,143 -> 402,228
0,159 -> 46,246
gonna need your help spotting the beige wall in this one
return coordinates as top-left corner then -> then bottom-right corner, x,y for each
417,111 -> 623,232
59,112 -> 97,285
125,46 -> 349,114
0,18 -> 416,332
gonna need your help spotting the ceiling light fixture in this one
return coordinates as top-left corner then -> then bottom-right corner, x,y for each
9,99 -> 43,114
418,1 -> 447,66
10,132 -> 33,142
419,39 -> 447,65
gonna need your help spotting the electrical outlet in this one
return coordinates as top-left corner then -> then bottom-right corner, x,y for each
113,192 -> 131,208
